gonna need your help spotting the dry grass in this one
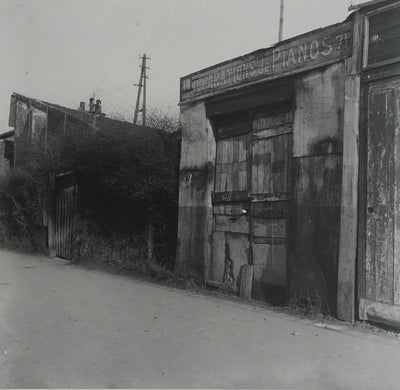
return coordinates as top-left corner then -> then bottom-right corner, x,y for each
287,291 -> 331,318
71,218 -> 177,282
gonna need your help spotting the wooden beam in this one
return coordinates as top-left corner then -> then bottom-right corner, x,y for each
47,173 -> 56,257
357,86 -> 368,303
239,265 -> 253,299
337,13 -> 363,322
359,298 -> 400,330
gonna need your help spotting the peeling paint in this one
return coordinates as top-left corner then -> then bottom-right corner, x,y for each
293,63 -> 345,158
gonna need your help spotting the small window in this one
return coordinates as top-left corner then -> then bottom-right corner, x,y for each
366,5 -> 400,67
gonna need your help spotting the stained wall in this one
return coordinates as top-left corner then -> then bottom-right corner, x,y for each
176,102 -> 216,281
290,63 -> 345,313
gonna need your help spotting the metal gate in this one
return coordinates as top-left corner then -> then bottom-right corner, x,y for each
54,173 -> 78,260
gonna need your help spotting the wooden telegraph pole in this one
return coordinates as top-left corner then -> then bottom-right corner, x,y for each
133,54 -> 150,126
279,0 -> 284,42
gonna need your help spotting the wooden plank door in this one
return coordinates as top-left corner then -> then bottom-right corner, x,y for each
364,80 -> 400,309
55,174 -> 78,260
250,108 -> 292,303
210,106 -> 292,304
211,113 -> 252,292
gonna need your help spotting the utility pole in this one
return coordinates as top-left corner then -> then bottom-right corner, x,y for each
279,0 -> 284,42
133,54 -> 150,126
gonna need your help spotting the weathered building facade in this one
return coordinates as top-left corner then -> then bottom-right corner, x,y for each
7,93 -> 163,262
7,94 -> 108,260
177,0 -> 400,325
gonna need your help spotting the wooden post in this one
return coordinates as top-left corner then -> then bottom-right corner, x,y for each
48,173 -> 56,257
279,0 -> 284,42
337,13 -> 363,322
133,54 -> 150,126
143,54 -> 147,127
239,265 -> 253,299
147,219 -> 154,264
133,60 -> 143,126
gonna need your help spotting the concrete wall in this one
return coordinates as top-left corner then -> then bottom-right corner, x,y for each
176,102 -> 216,281
290,63 -> 345,314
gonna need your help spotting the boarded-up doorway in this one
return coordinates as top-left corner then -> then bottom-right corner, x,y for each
210,101 -> 293,303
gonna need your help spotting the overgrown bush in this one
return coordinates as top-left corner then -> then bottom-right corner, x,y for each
54,117 -> 181,268
0,168 -> 47,252
0,109 -> 181,273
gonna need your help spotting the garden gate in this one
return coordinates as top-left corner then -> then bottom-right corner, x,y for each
48,172 -> 78,260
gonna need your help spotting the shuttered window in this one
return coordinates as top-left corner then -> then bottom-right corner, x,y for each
366,5 -> 400,66
212,101 -> 293,203
251,109 -> 292,198
214,133 -> 250,201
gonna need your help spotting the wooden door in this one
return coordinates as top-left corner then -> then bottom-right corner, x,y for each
210,106 -> 292,302
250,109 -> 292,302
211,113 -> 252,291
55,173 -> 78,260
363,79 -> 400,311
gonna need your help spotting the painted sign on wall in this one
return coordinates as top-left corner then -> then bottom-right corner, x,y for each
181,22 -> 353,102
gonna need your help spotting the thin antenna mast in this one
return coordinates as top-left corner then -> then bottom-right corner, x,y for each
133,54 -> 150,126
279,0 -> 284,42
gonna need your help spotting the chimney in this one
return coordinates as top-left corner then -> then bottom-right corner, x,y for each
95,99 -> 102,114
89,97 -> 95,113
79,101 -> 86,111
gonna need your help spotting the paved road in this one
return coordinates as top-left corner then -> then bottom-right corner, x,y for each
0,250 -> 400,389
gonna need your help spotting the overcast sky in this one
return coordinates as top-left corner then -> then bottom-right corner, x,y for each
0,0 -> 358,130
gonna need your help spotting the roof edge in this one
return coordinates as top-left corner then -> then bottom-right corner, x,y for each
0,130 -> 15,139
348,0 -> 400,11
10,93 -> 162,133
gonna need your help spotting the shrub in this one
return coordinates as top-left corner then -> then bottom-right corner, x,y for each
0,169 -> 47,252
53,118 -> 181,266
71,216 -> 177,281
0,108 -> 181,273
